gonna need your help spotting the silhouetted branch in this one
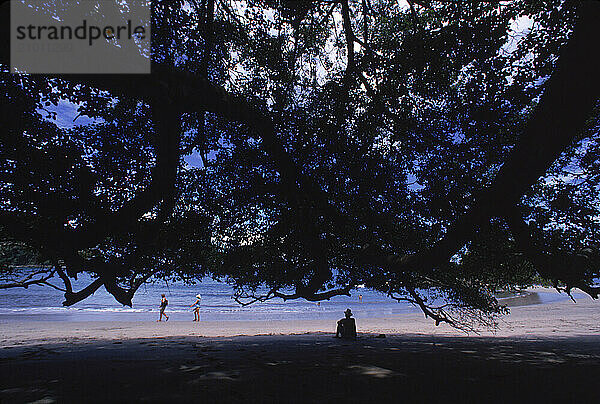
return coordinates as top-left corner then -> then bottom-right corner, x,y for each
385,1 -> 600,280
506,206 -> 600,300
39,280 -> 67,292
102,276 -> 134,307
0,267 -> 55,289
406,0 -> 423,34
399,287 -> 455,326
62,278 -> 104,306
340,0 -> 355,85
389,287 -> 502,333
233,284 -> 353,306
274,285 -> 353,301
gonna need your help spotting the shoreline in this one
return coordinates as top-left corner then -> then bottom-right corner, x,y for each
2,289 -> 599,346
2,289 -> 600,402
0,286 -> 582,317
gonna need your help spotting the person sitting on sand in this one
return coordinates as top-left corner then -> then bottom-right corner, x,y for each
158,294 -> 169,322
336,308 -> 357,339
191,294 -> 201,321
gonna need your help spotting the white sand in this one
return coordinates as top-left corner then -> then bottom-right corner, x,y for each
2,287 -> 599,346
2,288 -> 600,403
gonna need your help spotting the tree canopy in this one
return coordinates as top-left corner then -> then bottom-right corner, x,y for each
1,0 -> 600,330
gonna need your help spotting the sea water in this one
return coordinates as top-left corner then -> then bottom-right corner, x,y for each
0,273 -> 418,322
0,272 -> 577,322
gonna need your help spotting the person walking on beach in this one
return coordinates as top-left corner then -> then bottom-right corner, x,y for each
335,308 -> 357,339
191,294 -> 201,321
158,294 -> 169,322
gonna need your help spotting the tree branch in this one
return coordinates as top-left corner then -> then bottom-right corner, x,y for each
385,1 -> 600,278
341,0 -> 355,86
62,277 -> 104,306
0,268 -> 55,289
505,206 -> 600,299
233,284 -> 353,306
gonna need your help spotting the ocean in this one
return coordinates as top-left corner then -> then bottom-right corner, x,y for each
0,273 -> 576,322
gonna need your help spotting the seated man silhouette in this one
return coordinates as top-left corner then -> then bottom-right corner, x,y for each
336,308 -> 357,339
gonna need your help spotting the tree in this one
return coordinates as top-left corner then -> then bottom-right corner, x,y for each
1,0 -> 599,330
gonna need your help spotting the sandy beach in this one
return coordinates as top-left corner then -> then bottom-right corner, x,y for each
2,288 -> 600,403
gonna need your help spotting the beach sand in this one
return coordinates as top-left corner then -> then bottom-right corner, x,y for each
1,288 -> 600,403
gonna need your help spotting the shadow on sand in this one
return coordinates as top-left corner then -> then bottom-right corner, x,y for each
2,333 -> 600,403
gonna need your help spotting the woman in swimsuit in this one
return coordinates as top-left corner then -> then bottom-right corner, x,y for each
191,294 -> 201,321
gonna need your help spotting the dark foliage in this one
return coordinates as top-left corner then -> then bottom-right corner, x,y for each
1,0 -> 599,329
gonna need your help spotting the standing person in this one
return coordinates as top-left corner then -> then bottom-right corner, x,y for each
158,294 -> 169,322
335,308 -> 357,339
191,294 -> 201,321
